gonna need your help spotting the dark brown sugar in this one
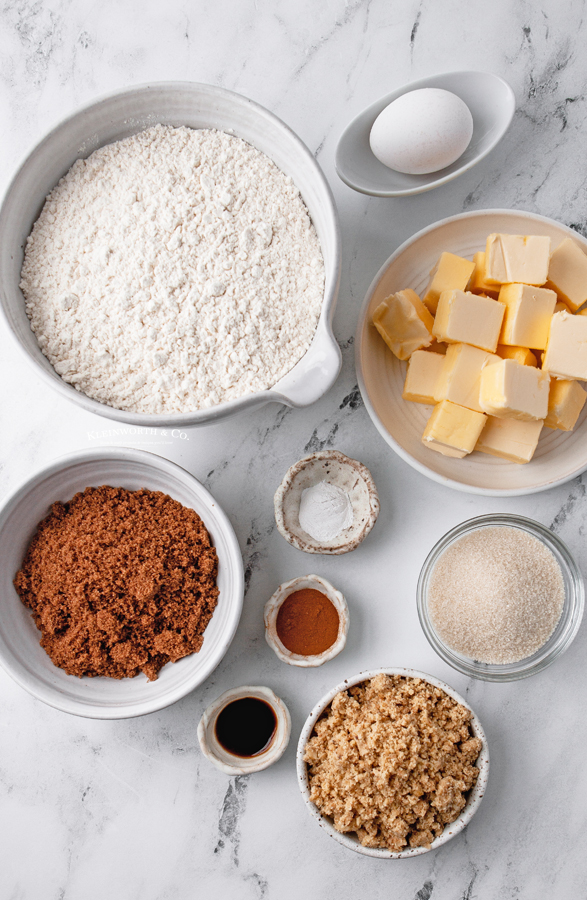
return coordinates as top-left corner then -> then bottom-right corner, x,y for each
13,486 -> 219,681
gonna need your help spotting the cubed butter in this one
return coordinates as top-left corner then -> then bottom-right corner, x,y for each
402,350 -> 445,404
428,340 -> 449,354
423,439 -> 468,458
496,345 -> 538,366
422,400 -> 487,456
467,251 -> 500,298
542,310 -> 587,380
479,358 -> 550,421
372,289 -> 433,360
475,416 -> 543,464
485,233 -> 551,286
555,301 -> 571,313
434,343 -> 500,412
433,290 -> 505,352
545,238 -> 587,311
498,283 -> 557,349
422,252 -> 475,314
544,379 -> 587,431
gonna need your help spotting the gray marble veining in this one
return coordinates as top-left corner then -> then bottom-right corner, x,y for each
2,0 -> 587,897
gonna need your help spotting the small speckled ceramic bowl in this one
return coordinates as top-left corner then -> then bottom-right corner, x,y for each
297,667 -> 489,858
274,451 -> 379,554
264,575 -> 349,667
198,685 -> 291,775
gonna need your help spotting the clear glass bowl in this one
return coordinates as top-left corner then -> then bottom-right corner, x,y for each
417,514 -> 585,682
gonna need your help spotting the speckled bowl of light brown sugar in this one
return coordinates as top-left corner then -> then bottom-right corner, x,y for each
417,514 -> 584,682
296,667 -> 490,859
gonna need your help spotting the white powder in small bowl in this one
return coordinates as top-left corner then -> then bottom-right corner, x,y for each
427,526 -> 565,665
298,481 -> 353,543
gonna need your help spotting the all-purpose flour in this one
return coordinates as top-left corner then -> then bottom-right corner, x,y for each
20,125 -> 325,413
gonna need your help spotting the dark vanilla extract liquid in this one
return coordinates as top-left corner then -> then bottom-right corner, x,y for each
214,697 -> 277,758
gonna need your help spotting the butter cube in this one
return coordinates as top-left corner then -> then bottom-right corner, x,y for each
485,234 -> 551,285
402,350 -> 445,404
433,290 -> 505,352
544,379 -> 587,431
422,400 -> 487,456
545,238 -> 587,311
497,283 -> 557,350
423,252 -> 475,314
542,310 -> 587,380
479,358 -> 550,421
423,439 -> 467,458
467,251 -> 500,298
476,417 -> 543,464
372,289 -> 433,360
434,343 -> 500,412
496,345 -> 538,366
555,301 -> 571,313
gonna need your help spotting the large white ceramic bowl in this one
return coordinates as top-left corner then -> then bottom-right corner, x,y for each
0,448 -> 244,718
0,82 -> 341,426
297,667 -> 489,858
356,208 -> 587,496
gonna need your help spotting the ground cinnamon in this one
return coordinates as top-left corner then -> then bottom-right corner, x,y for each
276,588 -> 339,656
13,486 -> 219,681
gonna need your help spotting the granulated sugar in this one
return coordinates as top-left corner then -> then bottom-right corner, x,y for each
427,526 -> 565,664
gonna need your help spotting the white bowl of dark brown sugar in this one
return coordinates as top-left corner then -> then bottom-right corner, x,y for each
417,514 -> 584,682
0,448 -> 244,718
197,685 -> 291,774
0,82 -> 341,427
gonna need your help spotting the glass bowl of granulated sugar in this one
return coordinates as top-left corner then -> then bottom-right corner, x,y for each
0,82 -> 341,426
417,514 -> 584,682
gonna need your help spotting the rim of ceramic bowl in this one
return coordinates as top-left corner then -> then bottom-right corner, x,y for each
417,514 -> 585,682
197,685 -> 291,774
0,81 -> 341,427
264,574 -> 349,667
296,667 -> 489,858
0,447 -> 244,718
355,207 -> 587,496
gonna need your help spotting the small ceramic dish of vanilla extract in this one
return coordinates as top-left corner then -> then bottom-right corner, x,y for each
197,685 -> 291,774
264,575 -> 349,668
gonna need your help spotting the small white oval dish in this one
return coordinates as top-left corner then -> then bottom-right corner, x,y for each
198,685 -> 291,774
336,71 -> 515,197
264,574 -> 349,667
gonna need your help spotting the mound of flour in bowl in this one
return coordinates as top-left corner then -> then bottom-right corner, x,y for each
20,125 -> 325,414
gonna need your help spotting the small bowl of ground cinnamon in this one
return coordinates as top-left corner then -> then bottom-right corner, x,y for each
264,575 -> 349,667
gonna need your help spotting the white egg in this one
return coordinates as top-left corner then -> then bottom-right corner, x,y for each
369,88 -> 474,175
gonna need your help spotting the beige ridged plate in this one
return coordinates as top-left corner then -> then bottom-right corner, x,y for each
356,209 -> 587,496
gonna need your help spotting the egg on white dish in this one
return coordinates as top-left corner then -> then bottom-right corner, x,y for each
369,88 -> 474,175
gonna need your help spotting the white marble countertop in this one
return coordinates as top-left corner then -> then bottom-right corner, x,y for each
2,1 -> 587,897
